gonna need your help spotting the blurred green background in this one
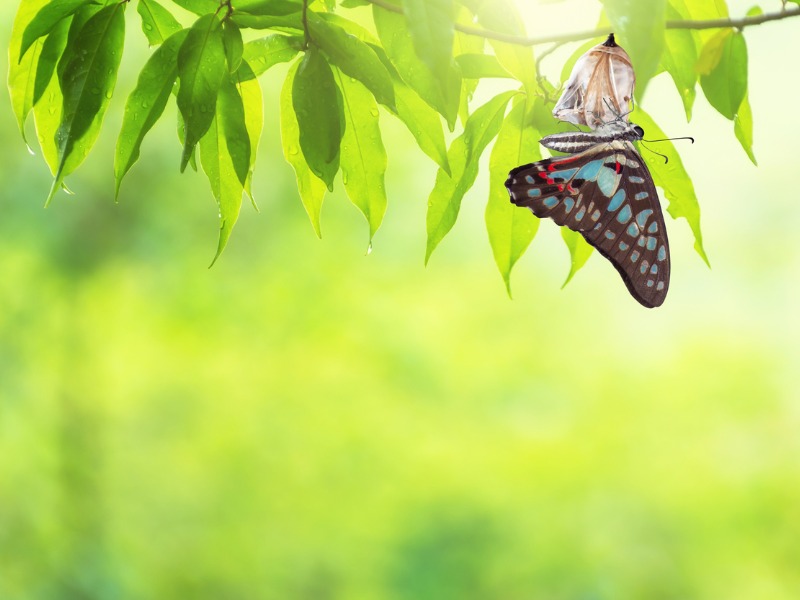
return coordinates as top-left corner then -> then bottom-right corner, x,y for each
1,1 -> 798,598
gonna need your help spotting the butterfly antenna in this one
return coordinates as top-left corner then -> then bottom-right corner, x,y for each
639,142 -> 670,164
644,136 -> 695,144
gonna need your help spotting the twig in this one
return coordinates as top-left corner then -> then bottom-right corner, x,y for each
363,0 -> 800,47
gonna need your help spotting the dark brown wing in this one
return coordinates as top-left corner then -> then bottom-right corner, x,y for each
506,141 -> 670,308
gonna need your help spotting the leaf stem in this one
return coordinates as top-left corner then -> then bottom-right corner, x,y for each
363,0 -> 800,47
302,0 -> 311,50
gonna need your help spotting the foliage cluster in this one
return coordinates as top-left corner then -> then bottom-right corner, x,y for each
7,0 -> 762,287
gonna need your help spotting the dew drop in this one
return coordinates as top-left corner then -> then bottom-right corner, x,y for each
26,144 -> 35,156
366,241 -> 373,255
369,108 -> 379,117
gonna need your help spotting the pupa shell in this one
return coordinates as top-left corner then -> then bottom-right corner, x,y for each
553,33 -> 635,130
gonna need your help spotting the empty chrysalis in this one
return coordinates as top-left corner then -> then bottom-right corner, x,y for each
553,33 -> 635,130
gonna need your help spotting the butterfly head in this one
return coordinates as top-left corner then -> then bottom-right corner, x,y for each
595,119 -> 644,141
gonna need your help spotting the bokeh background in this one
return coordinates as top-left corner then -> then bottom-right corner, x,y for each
1,0 -> 798,598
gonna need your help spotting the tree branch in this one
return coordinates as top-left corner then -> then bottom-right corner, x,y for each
362,0 -> 800,47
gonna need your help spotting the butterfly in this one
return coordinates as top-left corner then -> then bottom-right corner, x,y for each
553,33 -> 635,130
506,120 -> 670,308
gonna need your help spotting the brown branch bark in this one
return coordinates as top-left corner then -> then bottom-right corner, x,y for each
362,0 -> 800,47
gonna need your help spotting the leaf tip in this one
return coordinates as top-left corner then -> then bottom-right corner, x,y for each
44,172 -> 65,208
695,242 -> 711,269
504,277 -> 513,300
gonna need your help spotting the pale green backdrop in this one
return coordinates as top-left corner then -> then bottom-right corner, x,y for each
1,1 -> 798,598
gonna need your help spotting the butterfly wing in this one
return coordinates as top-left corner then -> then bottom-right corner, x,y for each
506,141 -> 670,308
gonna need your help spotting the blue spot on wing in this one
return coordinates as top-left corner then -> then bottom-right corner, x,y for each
608,189 -> 626,211
636,209 -> 653,228
527,188 -> 541,197
544,197 -> 559,208
550,168 -> 578,181
616,205 -> 632,223
575,160 -> 604,182
563,197 -> 575,212
596,167 -> 618,196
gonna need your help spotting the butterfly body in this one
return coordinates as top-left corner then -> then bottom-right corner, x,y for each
506,122 -> 670,308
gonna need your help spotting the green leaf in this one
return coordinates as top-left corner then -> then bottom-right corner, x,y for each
169,0 -> 218,16
403,0 -> 460,105
199,77 -> 250,264
177,13 -> 227,172
46,3 -> 126,205
222,20 -> 244,73
426,90 -> 516,263
456,54 -> 513,79
34,20 -> 69,113
369,43 -> 450,174
695,28 -> 730,75
453,6 -> 483,124
176,110 -> 197,171
241,34 -> 302,79
308,14 -> 396,111
746,5 -> 763,17
680,0 -> 728,20
8,0 -> 50,146
475,0 -> 537,92
115,29 -> 188,199
485,97 -> 541,297
734,92 -> 756,166
292,47 -> 344,191
373,5 -> 460,130
233,0 -> 302,16
661,4 -> 698,121
630,107 -> 709,266
281,60 -> 326,237
137,0 -> 182,46
602,0 -> 666,95
32,63 -> 63,174
560,230 -> 594,289
700,30 -> 747,121
319,11 -> 379,40
236,61 -> 264,202
530,93 -> 562,138
230,13 -> 303,30
19,0 -> 94,60
335,69 -> 388,243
